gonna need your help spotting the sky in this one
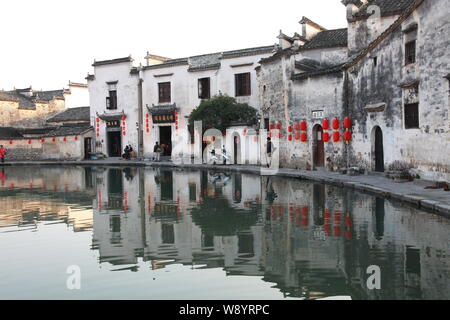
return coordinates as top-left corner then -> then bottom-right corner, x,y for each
0,0 -> 347,90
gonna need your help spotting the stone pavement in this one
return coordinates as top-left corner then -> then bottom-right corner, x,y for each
1,159 -> 449,217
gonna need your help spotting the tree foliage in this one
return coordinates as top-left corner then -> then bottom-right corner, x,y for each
188,95 -> 258,132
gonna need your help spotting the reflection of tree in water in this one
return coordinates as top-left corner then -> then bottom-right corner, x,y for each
190,195 -> 260,236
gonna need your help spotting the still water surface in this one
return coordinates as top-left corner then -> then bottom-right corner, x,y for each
0,166 -> 449,300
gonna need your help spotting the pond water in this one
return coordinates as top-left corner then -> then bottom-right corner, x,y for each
0,166 -> 449,300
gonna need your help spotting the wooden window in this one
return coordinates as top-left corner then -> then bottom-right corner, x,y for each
405,40 -> 416,65
198,78 -> 211,100
158,82 -> 171,103
106,90 -> 117,110
235,72 -> 251,96
405,103 -> 419,129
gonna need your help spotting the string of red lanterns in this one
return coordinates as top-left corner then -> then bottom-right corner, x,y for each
121,114 -> 127,136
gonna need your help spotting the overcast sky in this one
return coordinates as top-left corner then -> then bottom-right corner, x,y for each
0,0 -> 347,90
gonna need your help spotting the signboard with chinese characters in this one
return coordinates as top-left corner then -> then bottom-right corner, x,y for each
152,113 -> 175,124
106,120 -> 121,128
312,110 -> 324,119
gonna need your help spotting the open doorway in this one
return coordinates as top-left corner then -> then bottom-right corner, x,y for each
107,131 -> 122,157
372,126 -> 384,172
159,126 -> 172,156
84,137 -> 92,160
233,134 -> 241,165
313,124 -> 325,169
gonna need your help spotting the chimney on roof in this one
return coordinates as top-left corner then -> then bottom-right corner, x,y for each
299,16 -> 326,40
342,0 -> 368,20
145,52 -> 170,66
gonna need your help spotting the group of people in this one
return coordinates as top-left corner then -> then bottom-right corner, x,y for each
122,145 -> 134,160
153,142 -> 169,161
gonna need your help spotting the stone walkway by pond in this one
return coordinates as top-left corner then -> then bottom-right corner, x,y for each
2,159 -> 449,217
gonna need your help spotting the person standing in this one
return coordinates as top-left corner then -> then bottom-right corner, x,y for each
222,145 -> 227,165
266,137 -> 272,168
0,145 -> 6,164
153,142 -> 161,162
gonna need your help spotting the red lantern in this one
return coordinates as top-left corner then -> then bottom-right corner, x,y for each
52,138 -> 56,142
332,118 -> 340,130
123,131 -> 126,136
323,132 -> 330,143
322,119 -> 330,130
288,134 -> 293,141
96,117 -> 100,123
295,132 -> 301,140
243,129 -> 247,136
294,123 -> 300,131
40,138 -> 45,143
74,136 -> 78,141
121,115 -> 126,121
288,126 -> 293,133
301,132 -> 308,142
146,113 -> 149,118
276,123 -> 281,130
300,121 -> 307,131
9,140 -> 13,145
269,123 -> 274,130
28,140 -> 32,144
344,130 -> 352,142
63,137 -> 67,142
344,117 -> 352,129
333,131 -> 340,142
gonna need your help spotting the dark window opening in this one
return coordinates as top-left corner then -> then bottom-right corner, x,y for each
110,215 -> 121,233
188,124 -> 195,144
106,90 -> 117,110
405,40 -> 416,65
235,73 -> 251,97
405,103 -> 419,129
373,57 -> 378,67
161,224 -> 175,244
189,182 -> 196,202
158,82 -> 171,103
264,118 -> 270,130
198,78 -> 211,100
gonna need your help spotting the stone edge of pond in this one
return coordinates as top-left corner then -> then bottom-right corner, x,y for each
1,161 -> 449,218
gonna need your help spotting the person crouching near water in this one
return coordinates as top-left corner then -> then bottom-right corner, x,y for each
122,145 -> 131,160
0,145 -> 6,164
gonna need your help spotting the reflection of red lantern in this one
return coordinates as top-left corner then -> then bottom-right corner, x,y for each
344,130 -> 352,142
288,134 -> 293,141
332,118 -> 340,130
269,123 -> 274,130
323,132 -> 330,143
300,121 -> 307,131
333,131 -> 340,142
276,123 -> 281,130
288,125 -> 293,133
295,132 -> 301,140
322,119 -> 330,130
334,226 -> 341,237
301,132 -> 308,142
344,117 -> 352,129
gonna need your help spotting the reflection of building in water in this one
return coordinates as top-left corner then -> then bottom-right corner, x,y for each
0,167 -> 95,231
90,168 -> 449,300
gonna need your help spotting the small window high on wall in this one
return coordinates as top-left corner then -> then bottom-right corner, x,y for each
158,82 -> 171,103
198,77 -> 210,100
405,103 -> 419,129
405,40 -> 416,65
106,82 -> 118,110
235,72 -> 251,97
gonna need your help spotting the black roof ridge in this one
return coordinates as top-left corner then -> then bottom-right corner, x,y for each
92,56 -> 132,67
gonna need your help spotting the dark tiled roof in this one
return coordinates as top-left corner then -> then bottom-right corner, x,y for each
147,104 -> 179,115
18,127 -> 56,135
301,28 -> 348,50
92,56 -> 132,67
42,124 -> 93,137
293,64 -> 345,80
47,107 -> 90,123
295,58 -> 322,71
144,45 -> 274,71
352,0 -> 416,20
96,112 -> 125,121
0,90 -> 35,109
33,90 -> 65,102
0,127 -> 23,139
259,47 -> 297,64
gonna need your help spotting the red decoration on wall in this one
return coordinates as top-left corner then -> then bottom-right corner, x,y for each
322,119 -> 330,130
288,134 -> 293,141
344,117 -> 352,129
294,123 -> 300,131
323,132 -> 331,143
288,125 -> 293,133
333,131 -> 340,142
295,132 -> 301,140
332,118 -> 340,130
269,123 -> 274,130
300,121 -> 307,131
343,130 -> 352,142
301,132 -> 308,142
276,123 -> 281,130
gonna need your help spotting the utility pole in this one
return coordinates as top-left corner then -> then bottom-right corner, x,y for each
137,66 -> 144,160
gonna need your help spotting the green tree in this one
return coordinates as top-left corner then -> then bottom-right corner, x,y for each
188,94 -> 258,132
